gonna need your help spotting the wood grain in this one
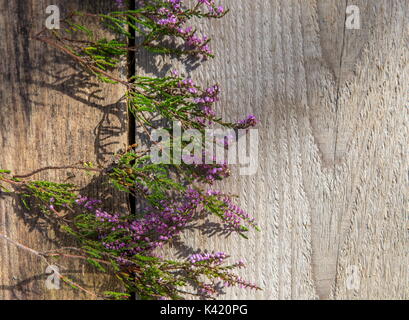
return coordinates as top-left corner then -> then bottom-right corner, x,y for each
136,0 -> 408,299
0,0 -> 127,299
0,0 -> 407,300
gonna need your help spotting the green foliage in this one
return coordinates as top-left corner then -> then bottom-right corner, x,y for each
38,2 -> 226,84
1,0 -> 262,300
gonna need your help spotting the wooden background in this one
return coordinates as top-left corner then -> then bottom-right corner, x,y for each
0,0 -> 128,299
0,0 -> 407,299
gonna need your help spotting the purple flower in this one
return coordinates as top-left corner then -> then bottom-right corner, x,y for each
237,114 -> 258,129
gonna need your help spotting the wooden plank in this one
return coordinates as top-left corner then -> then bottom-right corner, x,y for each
0,0 -> 127,299
1,0 -> 407,300
136,0 -> 408,299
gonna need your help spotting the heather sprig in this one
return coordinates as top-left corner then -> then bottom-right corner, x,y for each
1,168 -> 261,299
106,251 -> 259,300
36,0 -> 227,81
107,150 -> 259,235
0,151 -> 259,299
65,196 -> 260,300
36,3 -> 257,134
0,170 -> 77,218
127,72 -> 240,130
7,0 -> 264,300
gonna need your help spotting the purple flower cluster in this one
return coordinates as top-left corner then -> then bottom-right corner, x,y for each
74,182 -> 257,260
206,190 -> 259,232
96,209 -> 120,223
224,276 -> 259,290
195,84 -> 220,120
49,197 -> 55,210
197,0 -> 225,16
76,196 -> 102,209
75,189 -> 203,258
180,148 -> 230,184
173,72 -> 221,125
134,180 -> 150,196
198,283 -> 216,297
223,197 -> 258,232
185,34 -> 212,56
189,251 -> 226,264
178,77 -> 199,94
237,114 -> 258,129
193,163 -> 230,183
189,254 -> 256,297
142,0 -> 225,57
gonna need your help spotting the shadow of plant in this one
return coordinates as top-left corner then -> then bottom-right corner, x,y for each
0,0 -> 245,300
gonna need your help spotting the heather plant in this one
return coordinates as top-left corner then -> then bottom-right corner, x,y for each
0,0 -> 261,300
0,166 -> 259,299
106,149 -> 260,235
35,0 -> 228,84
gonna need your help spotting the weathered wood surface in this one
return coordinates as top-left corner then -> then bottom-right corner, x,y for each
137,0 -> 408,299
0,0 -> 407,300
0,0 -> 127,299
